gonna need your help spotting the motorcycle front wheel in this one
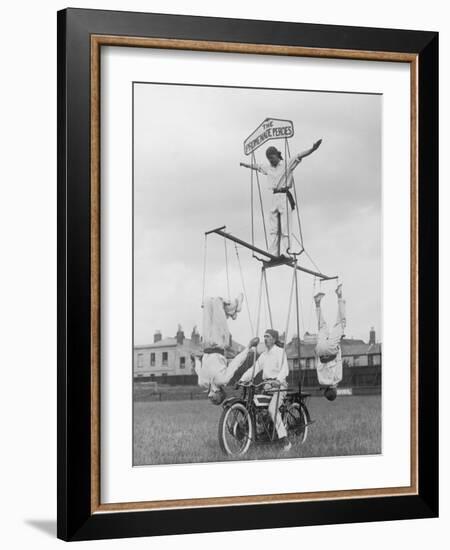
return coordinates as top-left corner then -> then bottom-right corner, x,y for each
218,403 -> 253,456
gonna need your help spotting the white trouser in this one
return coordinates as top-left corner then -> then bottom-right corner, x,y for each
315,297 -> 345,387
268,194 -> 291,256
202,297 -> 231,349
315,298 -> 346,356
267,382 -> 287,439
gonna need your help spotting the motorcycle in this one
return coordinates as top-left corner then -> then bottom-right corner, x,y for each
218,380 -> 312,456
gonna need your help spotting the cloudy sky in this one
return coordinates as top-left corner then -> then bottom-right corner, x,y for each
133,83 -> 381,346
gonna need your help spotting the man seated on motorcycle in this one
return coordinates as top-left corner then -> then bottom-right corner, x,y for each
238,329 -> 292,451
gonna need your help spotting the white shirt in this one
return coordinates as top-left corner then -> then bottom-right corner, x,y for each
195,347 -> 251,392
256,156 -> 301,191
315,349 -> 343,386
240,344 -> 289,383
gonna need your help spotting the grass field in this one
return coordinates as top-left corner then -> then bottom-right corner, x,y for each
133,395 -> 381,466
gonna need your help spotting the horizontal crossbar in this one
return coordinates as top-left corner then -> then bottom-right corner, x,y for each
206,227 -> 338,281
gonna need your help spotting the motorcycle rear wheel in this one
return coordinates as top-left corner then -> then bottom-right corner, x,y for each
284,402 -> 308,444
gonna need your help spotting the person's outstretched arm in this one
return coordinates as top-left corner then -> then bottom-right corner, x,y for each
276,140 -> 322,188
240,162 -> 266,174
292,139 -> 322,165
240,347 -> 263,383
224,338 -> 259,383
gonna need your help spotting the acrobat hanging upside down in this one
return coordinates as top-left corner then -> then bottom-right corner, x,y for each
314,283 -> 346,401
193,294 -> 258,405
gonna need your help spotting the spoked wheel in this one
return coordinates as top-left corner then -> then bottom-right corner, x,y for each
284,402 -> 309,444
218,403 -> 253,456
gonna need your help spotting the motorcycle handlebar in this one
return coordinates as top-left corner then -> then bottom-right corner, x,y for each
235,380 -> 281,389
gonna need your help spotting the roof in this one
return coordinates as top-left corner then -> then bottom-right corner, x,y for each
135,336 -> 244,352
285,339 -> 381,359
135,337 -> 191,350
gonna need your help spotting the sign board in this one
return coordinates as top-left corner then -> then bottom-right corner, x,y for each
244,118 -> 294,156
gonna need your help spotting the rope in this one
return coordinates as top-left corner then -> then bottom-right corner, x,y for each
284,138 -> 291,251
251,269 -> 265,381
286,139 -> 304,250
296,269 -> 306,337
283,268 -> 296,351
255,268 -> 264,337
201,234 -> 208,307
306,276 -> 317,332
283,267 -> 296,387
224,237 -> 231,301
262,269 -> 273,329
292,233 -> 305,254
304,249 -> 322,274
293,261 -> 305,392
252,151 -> 269,251
234,244 -> 254,335
250,159 -> 255,248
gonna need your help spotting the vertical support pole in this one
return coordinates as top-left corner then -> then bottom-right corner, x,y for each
294,260 -> 302,393
252,151 -> 269,251
262,268 -> 273,329
251,268 -> 264,382
284,137 -> 291,253
271,388 -> 281,442
250,153 -> 255,248
201,235 -> 208,307
286,138 -> 304,253
283,267 -> 296,386
277,213 -> 281,256
223,237 -> 230,301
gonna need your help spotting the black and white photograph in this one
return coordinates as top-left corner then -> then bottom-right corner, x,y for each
0,0 -> 441,546
132,82 -> 382,466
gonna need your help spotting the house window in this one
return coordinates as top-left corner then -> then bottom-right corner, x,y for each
150,352 -> 155,366
368,354 -> 374,366
137,353 -> 144,368
180,356 -> 186,369
162,352 -> 168,366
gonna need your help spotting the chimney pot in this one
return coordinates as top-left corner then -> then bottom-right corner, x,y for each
176,324 -> 185,345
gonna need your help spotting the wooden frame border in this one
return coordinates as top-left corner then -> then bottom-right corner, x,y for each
58,8 -> 438,541
90,35 -> 419,514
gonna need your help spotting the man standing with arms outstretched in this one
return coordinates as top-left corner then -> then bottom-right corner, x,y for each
240,139 -> 322,256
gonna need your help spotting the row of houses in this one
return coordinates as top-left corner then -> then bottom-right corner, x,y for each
133,325 -> 381,383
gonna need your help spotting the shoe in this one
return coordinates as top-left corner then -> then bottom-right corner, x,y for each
335,283 -> 343,298
314,292 -> 325,306
280,437 -> 292,451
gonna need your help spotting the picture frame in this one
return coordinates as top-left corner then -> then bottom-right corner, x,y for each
57,7 -> 438,541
